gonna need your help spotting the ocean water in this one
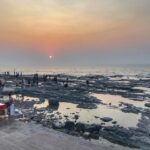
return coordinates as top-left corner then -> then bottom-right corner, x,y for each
0,65 -> 150,76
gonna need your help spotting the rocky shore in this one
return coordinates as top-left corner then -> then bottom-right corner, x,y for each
0,73 -> 150,149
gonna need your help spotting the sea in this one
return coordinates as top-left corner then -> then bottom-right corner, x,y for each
0,64 -> 150,76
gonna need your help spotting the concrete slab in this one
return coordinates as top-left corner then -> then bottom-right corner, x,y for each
0,120 -> 136,150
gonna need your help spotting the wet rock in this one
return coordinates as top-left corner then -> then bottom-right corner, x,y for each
32,115 -> 43,123
41,120 -> 48,127
56,112 -> 61,115
90,131 -> 99,139
119,103 -> 123,107
77,103 -> 97,109
83,132 -> 90,139
101,123 -> 105,125
99,126 -> 139,148
121,104 -> 141,114
52,121 -> 65,129
112,121 -> 117,124
101,117 -> 113,122
145,103 -> 150,108
64,83 -> 68,88
65,121 -> 75,130
49,99 -> 59,106
35,108 -> 46,112
85,124 -> 102,133
75,123 -> 85,132
64,115 -> 68,118
50,114 -> 54,118
74,115 -> 79,120
94,116 -> 99,119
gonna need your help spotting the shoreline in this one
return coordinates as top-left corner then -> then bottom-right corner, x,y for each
0,73 -> 150,149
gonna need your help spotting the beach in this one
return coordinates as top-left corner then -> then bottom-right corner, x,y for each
0,67 -> 150,149
0,0 -> 150,149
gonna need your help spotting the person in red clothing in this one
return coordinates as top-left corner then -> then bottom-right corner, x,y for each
0,103 -> 7,116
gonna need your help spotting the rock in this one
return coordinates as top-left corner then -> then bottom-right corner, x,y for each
83,132 -> 90,139
49,99 -> 59,106
145,103 -> 150,108
64,115 -> 68,118
65,121 -> 75,130
94,116 -> 99,119
121,104 -> 141,114
64,83 -> 68,88
119,103 -> 123,107
41,120 -> 48,127
32,115 -> 43,123
85,124 -> 101,132
56,112 -> 61,115
74,115 -> 79,120
50,114 -> 54,118
112,121 -> 117,124
52,121 -> 64,129
101,117 -> 113,122
90,131 -> 99,139
77,103 -> 97,109
99,126 -> 138,148
75,123 -> 85,132
101,123 -> 105,125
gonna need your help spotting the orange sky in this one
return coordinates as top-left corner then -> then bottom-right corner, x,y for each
0,0 -> 150,56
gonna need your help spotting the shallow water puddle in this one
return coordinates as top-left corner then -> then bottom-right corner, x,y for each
48,101 -> 140,128
91,93 -> 146,108
12,94 -> 142,128
12,95 -> 40,102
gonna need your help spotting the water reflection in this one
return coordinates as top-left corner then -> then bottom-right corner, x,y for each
91,93 -> 146,108
12,94 -> 142,128
12,95 -> 40,102
48,101 -> 140,128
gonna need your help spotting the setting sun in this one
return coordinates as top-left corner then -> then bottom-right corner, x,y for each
49,55 -> 53,60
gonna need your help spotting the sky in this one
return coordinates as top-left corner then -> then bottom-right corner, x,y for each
0,0 -> 150,67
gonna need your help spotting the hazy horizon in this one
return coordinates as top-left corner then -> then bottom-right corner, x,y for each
0,0 -> 150,66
